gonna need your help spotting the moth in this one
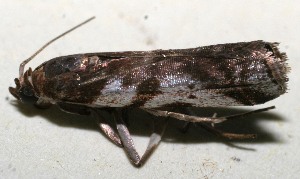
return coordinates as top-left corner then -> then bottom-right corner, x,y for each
9,17 -> 289,166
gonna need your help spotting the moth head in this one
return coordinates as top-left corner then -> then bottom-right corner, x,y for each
9,17 -> 96,108
9,67 -> 39,105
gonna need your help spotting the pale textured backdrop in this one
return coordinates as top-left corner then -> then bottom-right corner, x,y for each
0,0 -> 299,178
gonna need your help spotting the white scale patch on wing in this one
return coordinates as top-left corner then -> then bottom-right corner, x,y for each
143,84 -> 242,108
159,73 -> 192,88
94,79 -> 137,107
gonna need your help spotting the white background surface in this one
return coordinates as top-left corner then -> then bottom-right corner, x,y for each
1,0 -> 299,178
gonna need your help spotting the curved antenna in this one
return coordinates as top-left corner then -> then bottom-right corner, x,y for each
19,16 -> 96,80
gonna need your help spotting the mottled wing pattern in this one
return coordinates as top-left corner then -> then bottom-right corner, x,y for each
33,41 -> 288,108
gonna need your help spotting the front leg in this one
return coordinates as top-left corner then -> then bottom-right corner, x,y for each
91,109 -> 122,147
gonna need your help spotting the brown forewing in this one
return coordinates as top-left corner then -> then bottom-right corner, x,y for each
31,41 -> 288,108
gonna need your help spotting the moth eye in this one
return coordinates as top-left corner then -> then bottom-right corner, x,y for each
22,87 -> 34,96
19,86 -> 38,105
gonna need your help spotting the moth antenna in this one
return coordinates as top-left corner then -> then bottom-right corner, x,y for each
19,16 -> 96,80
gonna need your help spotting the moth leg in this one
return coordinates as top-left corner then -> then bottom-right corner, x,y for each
113,109 -> 167,166
180,122 -> 192,133
143,108 -> 226,123
139,117 -> 168,165
185,109 -> 256,139
177,108 -> 193,133
143,106 -> 275,124
221,106 -> 275,121
183,107 -> 277,139
91,110 -> 122,147
198,122 -> 257,139
113,110 -> 140,165
205,112 -> 257,139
